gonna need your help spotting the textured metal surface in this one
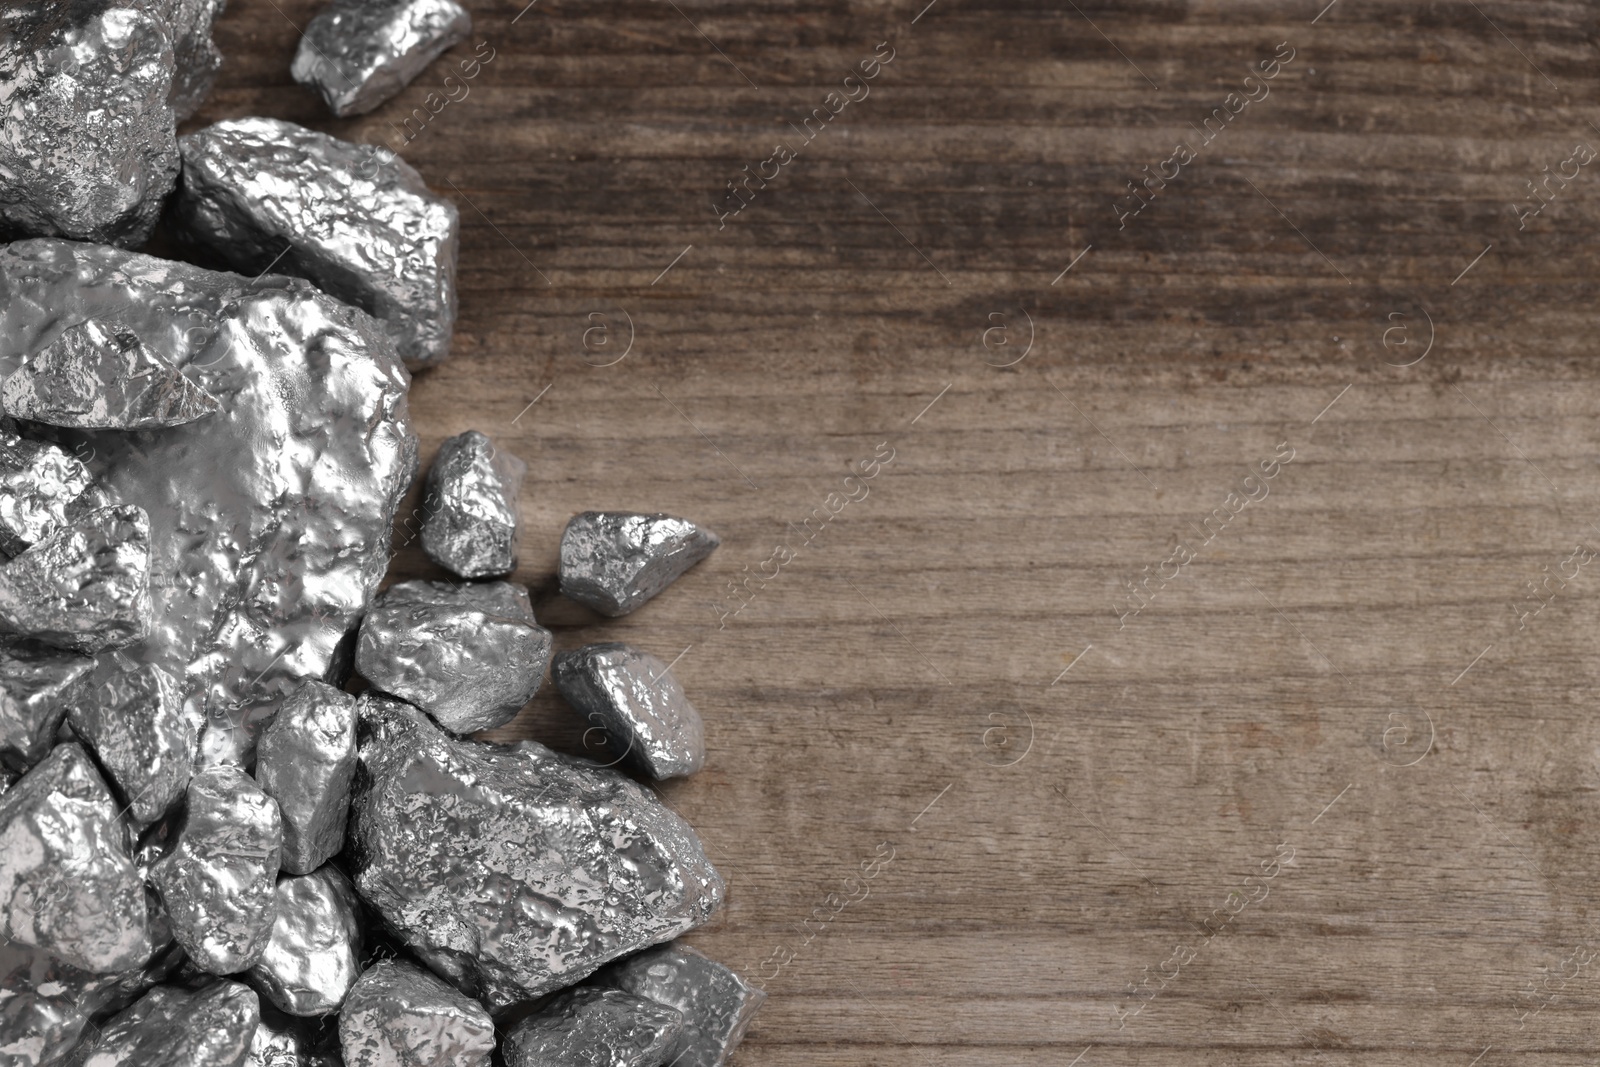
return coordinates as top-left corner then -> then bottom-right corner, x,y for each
3,319 -> 220,430
253,681 -> 357,877
0,936 -> 179,1067
63,653 -> 192,828
169,0 -> 227,121
420,431 -> 524,580
291,0 -> 473,118
0,505 -> 151,655
0,239 -> 417,767
174,118 -> 460,368
346,695 -> 725,1010
246,1015 -> 300,1067
0,639 -> 91,773
597,944 -> 765,1067
336,958 -> 494,1067
0,744 -> 150,974
0,430 -> 93,557
559,513 -> 720,617
552,643 -> 705,781
354,581 -> 549,735
74,980 -> 259,1067
0,1 -> 179,246
501,986 -> 684,1067
150,766 -> 284,975
246,868 -> 361,1017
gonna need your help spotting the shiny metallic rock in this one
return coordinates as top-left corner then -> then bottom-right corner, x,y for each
354,581 -> 549,735
0,505 -> 151,655
0,2 -> 179,246
0,936 -> 178,1067
0,430 -> 93,556
73,980 -> 259,1067
501,986 -> 684,1067
419,431 -> 525,580
170,0 -> 228,121
150,766 -> 283,975
346,697 -> 725,1009
0,239 -> 416,766
174,118 -> 459,368
63,653 -> 192,828
552,644 -> 705,781
291,0 -> 472,118
337,958 -> 494,1067
0,639 -> 92,773
0,744 -> 151,974
246,1016 -> 300,1067
3,320 -> 220,430
597,944 -> 765,1067
253,681 -> 358,876
559,513 -> 720,617
246,868 -> 361,1017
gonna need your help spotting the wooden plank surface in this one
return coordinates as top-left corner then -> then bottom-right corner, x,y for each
190,0 -> 1600,1062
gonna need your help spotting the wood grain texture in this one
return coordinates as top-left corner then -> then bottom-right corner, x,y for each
184,0 -> 1600,1062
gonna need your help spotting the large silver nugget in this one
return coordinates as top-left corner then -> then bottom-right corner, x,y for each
0,639 -> 92,773
354,581 -> 549,735
3,320 -> 220,430
0,239 -> 416,766
0,505 -> 152,655
501,986 -> 684,1067
291,0 -> 472,118
552,643 -> 705,781
0,2 -> 179,246
174,118 -> 459,368
73,980 -> 259,1067
346,696 -> 726,1009
253,681 -> 358,876
0,937 -> 180,1067
246,868 -> 361,1017
63,653 -> 193,828
170,0 -> 227,121
559,513 -> 719,617
0,430 -> 93,556
150,766 -> 284,975
0,744 -> 151,974
419,431 -> 524,580
597,944 -> 765,1067
337,958 -> 494,1067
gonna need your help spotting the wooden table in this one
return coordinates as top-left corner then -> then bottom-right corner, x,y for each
197,1 -> 1600,1062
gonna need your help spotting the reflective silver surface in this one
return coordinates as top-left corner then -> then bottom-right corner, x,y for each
420,431 -> 524,580
597,944 -> 765,1067
552,643 -> 705,781
253,681 -> 358,876
337,958 -> 494,1067
74,980 -> 259,1067
0,430 -> 93,556
246,867 -> 361,1017
169,0 -> 227,121
354,581 -> 549,735
0,936 -> 179,1067
291,0 -> 473,118
150,766 -> 284,975
0,239 -> 417,767
0,2 -> 179,246
501,986 -> 684,1067
0,506 -> 152,655
64,653 -> 193,828
3,320 -> 220,430
174,118 -> 460,368
0,639 -> 91,773
346,696 -> 725,1010
559,513 -> 720,617
0,744 -> 150,974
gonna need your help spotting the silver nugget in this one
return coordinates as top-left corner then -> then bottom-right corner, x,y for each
337,957 -> 495,1067
0,429 -> 93,555
292,0 -> 472,118
0,504 -> 152,654
4,320 -> 220,429
559,512 -> 720,616
552,643 -> 705,780
174,118 -> 460,368
598,943 -> 766,1067
420,430 -> 525,579
64,653 -> 193,828
355,581 -> 550,734
170,0 -> 228,120
246,867 -> 362,1017
151,766 -> 284,975
254,680 -> 358,876
345,696 -> 725,1009
72,980 -> 260,1067
501,987 -> 685,1067
0,744 -> 151,974
0,639 -> 92,773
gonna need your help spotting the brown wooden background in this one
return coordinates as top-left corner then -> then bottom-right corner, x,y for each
190,0 -> 1600,1062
